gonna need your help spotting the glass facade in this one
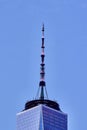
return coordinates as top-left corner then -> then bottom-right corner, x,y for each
42,105 -> 67,130
17,106 -> 41,130
17,105 -> 67,130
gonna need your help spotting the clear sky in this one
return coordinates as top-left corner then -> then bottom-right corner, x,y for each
0,0 -> 87,130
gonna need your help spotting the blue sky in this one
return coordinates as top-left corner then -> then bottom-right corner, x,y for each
0,0 -> 87,130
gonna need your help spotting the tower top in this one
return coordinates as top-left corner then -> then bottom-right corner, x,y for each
38,24 -> 48,100
24,25 -> 61,111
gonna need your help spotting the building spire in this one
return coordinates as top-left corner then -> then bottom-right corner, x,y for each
24,25 -> 61,111
38,24 -> 48,100
35,24 -> 48,100
39,24 -> 46,100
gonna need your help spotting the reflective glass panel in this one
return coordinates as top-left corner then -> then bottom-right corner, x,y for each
42,105 -> 67,130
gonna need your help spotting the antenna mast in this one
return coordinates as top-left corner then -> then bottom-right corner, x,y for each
39,24 -> 47,100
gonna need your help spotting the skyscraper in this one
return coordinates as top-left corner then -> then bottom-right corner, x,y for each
16,25 -> 68,130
